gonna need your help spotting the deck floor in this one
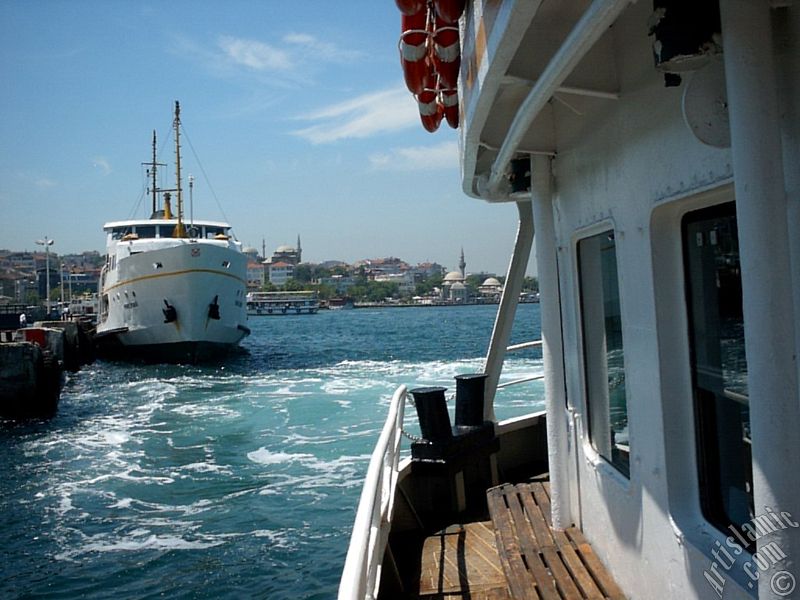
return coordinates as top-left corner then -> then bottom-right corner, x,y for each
416,481 -> 625,599
418,521 -> 510,598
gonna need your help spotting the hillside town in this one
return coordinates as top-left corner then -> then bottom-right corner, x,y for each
0,237 -> 539,315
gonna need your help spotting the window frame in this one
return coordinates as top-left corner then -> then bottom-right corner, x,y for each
575,222 -> 632,480
681,201 -> 753,533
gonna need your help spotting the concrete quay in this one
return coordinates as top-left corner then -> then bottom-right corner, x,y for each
0,320 -> 95,419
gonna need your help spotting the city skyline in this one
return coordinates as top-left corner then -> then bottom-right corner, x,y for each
1,2 -> 535,276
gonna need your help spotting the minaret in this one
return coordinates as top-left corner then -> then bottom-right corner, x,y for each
296,234 -> 302,263
459,247 -> 466,278
262,237 -> 266,261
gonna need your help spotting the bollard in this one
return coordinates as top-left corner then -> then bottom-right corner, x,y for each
409,386 -> 453,443
454,373 -> 488,428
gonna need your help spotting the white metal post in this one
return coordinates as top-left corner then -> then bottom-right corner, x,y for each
483,199 -> 534,421
531,155 -> 572,530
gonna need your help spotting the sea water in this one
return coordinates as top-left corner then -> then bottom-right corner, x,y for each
0,303 -> 543,599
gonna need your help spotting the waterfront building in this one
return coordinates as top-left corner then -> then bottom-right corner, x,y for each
373,271 -> 416,296
268,261 -> 295,286
246,260 -> 265,290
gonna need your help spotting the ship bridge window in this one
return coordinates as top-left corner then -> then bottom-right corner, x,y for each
158,225 -> 175,238
578,229 -> 629,478
135,225 -> 156,239
205,227 -> 225,238
683,202 -> 752,532
111,228 -> 126,240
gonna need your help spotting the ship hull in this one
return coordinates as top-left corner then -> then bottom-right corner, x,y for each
96,241 -> 249,363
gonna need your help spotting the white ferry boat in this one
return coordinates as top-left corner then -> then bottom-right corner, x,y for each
341,2 -> 798,599
246,291 -> 319,316
95,102 -> 250,362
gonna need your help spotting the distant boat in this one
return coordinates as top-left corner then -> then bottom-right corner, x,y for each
246,291 -> 319,316
95,102 -> 250,362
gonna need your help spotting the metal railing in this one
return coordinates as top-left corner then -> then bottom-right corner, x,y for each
338,385 -> 407,600
496,339 -> 544,389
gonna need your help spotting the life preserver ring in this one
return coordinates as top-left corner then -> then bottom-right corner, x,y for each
440,88 -> 459,128
417,87 -> 444,133
395,0 -> 425,15
432,17 -> 460,88
433,0 -> 465,23
400,9 -> 429,95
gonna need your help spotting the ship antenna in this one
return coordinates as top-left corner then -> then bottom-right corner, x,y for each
143,130 -> 165,219
173,101 -> 186,237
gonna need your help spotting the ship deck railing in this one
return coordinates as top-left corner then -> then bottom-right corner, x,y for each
339,385 -> 407,600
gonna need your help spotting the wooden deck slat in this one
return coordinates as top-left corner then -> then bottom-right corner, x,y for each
531,483 -> 553,530
487,488 -> 540,600
519,484 -> 555,549
486,482 -> 626,600
565,529 -> 626,600
504,486 -> 560,600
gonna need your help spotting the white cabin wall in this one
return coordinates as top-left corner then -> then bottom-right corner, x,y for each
546,2 -> 758,598
776,6 -> 800,412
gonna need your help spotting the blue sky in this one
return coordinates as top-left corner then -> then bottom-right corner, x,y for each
0,1 -> 525,275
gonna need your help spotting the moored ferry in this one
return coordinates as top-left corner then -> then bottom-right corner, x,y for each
341,1 -> 798,599
95,102 -> 250,362
246,291 -> 320,316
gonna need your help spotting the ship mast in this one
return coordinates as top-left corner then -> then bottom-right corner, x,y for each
173,101 -> 186,237
143,130 -> 166,219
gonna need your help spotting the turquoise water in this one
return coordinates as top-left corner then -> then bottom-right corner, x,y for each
0,304 -> 543,599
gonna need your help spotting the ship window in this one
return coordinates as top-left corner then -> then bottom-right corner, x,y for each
135,225 -> 156,239
158,225 -> 175,238
578,229 -> 630,477
683,202 -> 752,532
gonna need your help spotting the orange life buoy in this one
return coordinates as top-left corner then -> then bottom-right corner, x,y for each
400,9 -> 430,95
417,87 -> 444,133
440,88 -> 459,129
433,0 -> 465,23
395,0 -> 426,15
432,16 -> 460,88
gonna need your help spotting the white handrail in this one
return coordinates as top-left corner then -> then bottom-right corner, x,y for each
496,374 -> 545,389
506,340 -> 542,352
338,385 -> 407,600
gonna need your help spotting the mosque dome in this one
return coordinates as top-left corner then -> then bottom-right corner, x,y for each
444,271 -> 464,282
482,277 -> 501,287
450,282 -> 466,290
276,244 -> 295,253
243,246 -> 259,255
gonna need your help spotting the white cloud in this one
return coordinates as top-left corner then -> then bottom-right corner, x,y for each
35,177 -> 57,189
217,35 -> 293,71
283,32 -> 363,63
369,141 -> 459,171
291,87 -> 419,144
92,157 -> 112,175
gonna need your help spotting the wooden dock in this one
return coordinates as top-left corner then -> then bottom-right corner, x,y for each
416,481 -> 625,599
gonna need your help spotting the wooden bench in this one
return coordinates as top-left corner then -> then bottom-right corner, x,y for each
486,482 -> 626,600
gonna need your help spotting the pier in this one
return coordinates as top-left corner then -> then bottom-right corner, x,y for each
0,318 -> 95,419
